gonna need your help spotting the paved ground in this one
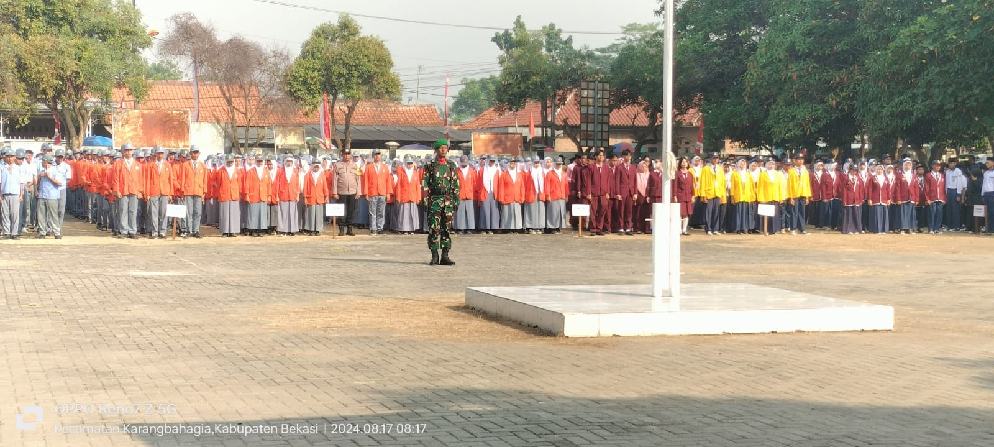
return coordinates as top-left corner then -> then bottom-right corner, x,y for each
1,218 -> 993,446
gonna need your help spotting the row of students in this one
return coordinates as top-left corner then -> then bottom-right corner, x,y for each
677,154 -> 994,235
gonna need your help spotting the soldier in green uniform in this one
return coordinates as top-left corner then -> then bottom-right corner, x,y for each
422,139 -> 460,266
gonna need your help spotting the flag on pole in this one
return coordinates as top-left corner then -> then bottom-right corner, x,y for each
52,110 -> 62,145
320,92 -> 333,145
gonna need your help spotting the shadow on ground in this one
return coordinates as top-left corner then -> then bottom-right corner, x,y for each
126,389 -> 994,446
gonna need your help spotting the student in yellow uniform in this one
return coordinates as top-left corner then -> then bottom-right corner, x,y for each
698,152 -> 726,235
787,155 -> 814,234
757,159 -> 784,235
730,158 -> 757,234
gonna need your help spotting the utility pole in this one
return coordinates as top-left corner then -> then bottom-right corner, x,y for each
415,65 -> 423,103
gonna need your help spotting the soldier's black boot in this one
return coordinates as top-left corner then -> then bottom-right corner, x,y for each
430,250 -> 440,265
346,226 -> 355,236
339,226 -> 345,237
440,249 -> 455,266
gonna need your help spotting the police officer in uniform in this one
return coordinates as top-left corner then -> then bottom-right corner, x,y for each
421,139 -> 459,266
332,148 -> 361,236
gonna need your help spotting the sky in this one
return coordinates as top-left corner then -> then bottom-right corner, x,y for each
136,0 -> 661,108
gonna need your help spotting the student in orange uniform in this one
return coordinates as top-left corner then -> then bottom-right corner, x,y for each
273,156 -> 302,236
522,158 -> 544,234
175,147 -> 209,238
215,154 -> 241,237
454,155 -> 476,234
543,157 -> 568,233
111,144 -> 143,239
144,147 -> 174,239
393,155 -> 421,234
302,159 -> 329,235
364,150 -> 392,235
497,157 -> 526,233
242,155 -> 272,237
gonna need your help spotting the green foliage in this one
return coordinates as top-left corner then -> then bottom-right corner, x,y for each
0,0 -> 151,148
745,0 -> 862,150
451,75 -> 498,123
287,14 -> 401,150
147,60 -> 183,81
492,16 -> 597,147
665,0 -> 994,154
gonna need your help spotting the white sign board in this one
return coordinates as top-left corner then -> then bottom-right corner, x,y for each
326,203 -> 346,217
166,204 -> 187,218
571,204 -> 591,217
757,204 -> 776,217
974,205 -> 987,218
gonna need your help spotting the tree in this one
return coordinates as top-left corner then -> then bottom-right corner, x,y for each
159,12 -> 217,125
674,0 -> 771,150
451,75 -> 498,123
492,16 -> 597,150
858,0 -> 994,160
286,15 -> 402,151
160,14 -> 292,153
147,60 -> 183,81
605,24 -> 663,152
744,0 -> 864,154
0,0 -> 151,149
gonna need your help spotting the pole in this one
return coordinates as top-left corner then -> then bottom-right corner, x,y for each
652,0 -> 677,306
416,65 -> 423,103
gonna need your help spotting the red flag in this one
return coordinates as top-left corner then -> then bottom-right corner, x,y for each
529,111 -> 535,139
320,92 -> 332,142
52,110 -> 62,145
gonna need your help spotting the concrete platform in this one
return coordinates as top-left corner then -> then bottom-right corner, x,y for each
466,284 -> 894,337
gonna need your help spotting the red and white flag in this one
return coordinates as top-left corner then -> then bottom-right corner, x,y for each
319,92 -> 333,144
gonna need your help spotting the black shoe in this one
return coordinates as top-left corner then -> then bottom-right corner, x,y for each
346,226 -> 355,236
129,234 -> 138,239
429,250 -> 440,265
339,227 -> 345,237
55,235 -> 62,240
194,233 -> 203,239
440,249 -> 455,266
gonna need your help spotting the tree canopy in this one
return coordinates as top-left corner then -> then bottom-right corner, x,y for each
0,0 -> 151,148
451,75 -> 498,123
286,14 -> 402,151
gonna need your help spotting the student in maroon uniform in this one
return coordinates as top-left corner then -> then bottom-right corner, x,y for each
570,153 -> 589,231
893,159 -> 918,234
809,160 -> 825,228
615,150 -> 637,235
581,150 -> 612,236
604,152 -> 621,233
915,164 -> 928,232
841,164 -> 865,234
672,157 -> 695,236
867,164 -> 891,233
923,160 -> 947,234
821,160 -> 842,230
645,160 -> 664,234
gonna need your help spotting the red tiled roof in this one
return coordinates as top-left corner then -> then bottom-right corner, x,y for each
459,91 -> 701,130
112,81 -> 443,127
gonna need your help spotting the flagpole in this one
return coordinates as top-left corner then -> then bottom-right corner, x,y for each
652,0 -> 677,307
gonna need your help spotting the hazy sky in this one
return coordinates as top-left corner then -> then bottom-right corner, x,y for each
136,0 -> 661,107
